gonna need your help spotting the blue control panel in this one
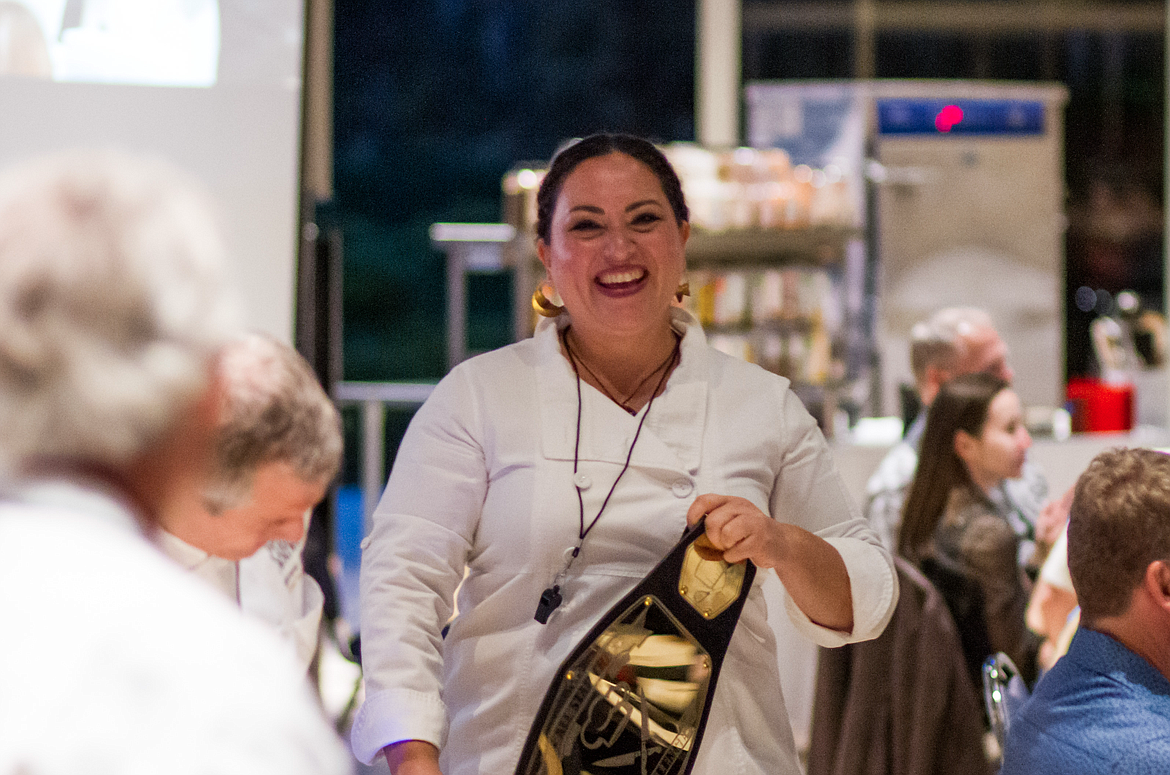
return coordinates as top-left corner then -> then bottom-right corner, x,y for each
877,98 -> 1046,136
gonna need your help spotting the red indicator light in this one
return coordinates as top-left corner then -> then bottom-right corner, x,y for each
935,104 -> 964,132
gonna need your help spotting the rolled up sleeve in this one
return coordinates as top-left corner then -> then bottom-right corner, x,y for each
770,390 -> 899,647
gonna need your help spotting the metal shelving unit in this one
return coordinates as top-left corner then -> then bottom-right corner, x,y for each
683,224 -> 869,435
685,226 -> 862,266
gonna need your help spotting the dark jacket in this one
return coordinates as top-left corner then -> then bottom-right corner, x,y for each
932,485 -> 1039,686
808,558 -> 992,775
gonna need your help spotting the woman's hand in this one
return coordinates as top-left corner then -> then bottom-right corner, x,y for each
685,493 -> 784,567
687,493 -> 854,633
383,740 -> 442,775
1036,485 -> 1074,548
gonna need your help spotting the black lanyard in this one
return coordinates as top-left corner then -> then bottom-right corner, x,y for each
534,330 -> 680,624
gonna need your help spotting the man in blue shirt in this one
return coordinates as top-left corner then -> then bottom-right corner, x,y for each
1001,447 -> 1170,774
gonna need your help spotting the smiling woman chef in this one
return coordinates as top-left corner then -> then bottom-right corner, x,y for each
349,133 -> 898,775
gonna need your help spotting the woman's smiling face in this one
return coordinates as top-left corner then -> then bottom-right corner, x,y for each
537,151 -> 689,342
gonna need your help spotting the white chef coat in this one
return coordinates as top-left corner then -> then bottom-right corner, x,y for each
351,308 -> 898,774
0,477 -> 349,775
157,515 -> 325,672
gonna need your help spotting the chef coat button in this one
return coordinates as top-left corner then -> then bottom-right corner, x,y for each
574,473 -> 592,490
672,479 -> 694,498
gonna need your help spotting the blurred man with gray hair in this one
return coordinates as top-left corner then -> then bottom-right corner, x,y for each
864,307 -> 1052,557
157,331 -> 342,671
0,150 -> 348,773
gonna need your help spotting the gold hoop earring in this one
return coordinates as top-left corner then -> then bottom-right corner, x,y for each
675,281 -> 691,303
532,283 -> 564,317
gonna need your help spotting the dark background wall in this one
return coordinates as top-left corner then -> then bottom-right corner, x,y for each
330,0 -> 696,383
327,1 -> 1165,482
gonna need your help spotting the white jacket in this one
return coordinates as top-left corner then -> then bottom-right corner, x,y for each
352,309 -> 898,775
158,517 -> 325,672
0,478 -> 349,775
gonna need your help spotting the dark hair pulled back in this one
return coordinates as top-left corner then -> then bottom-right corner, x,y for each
535,134 -> 689,243
898,371 -> 1011,559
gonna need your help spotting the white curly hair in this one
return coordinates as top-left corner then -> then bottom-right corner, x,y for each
0,149 -> 241,473
203,332 -> 342,513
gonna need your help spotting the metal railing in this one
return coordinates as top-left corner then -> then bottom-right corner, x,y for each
333,381 -> 436,526
333,223 -> 520,526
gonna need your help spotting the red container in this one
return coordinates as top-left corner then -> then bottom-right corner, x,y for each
1066,377 -> 1134,433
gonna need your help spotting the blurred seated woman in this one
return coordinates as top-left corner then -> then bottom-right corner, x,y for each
350,133 -> 898,775
898,372 -> 1040,684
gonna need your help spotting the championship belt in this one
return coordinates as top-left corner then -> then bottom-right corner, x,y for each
514,519 -> 757,775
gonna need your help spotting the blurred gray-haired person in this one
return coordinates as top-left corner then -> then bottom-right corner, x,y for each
0,150 -> 348,774
158,331 -> 342,671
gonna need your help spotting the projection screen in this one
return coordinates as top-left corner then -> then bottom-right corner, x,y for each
0,0 -> 306,340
